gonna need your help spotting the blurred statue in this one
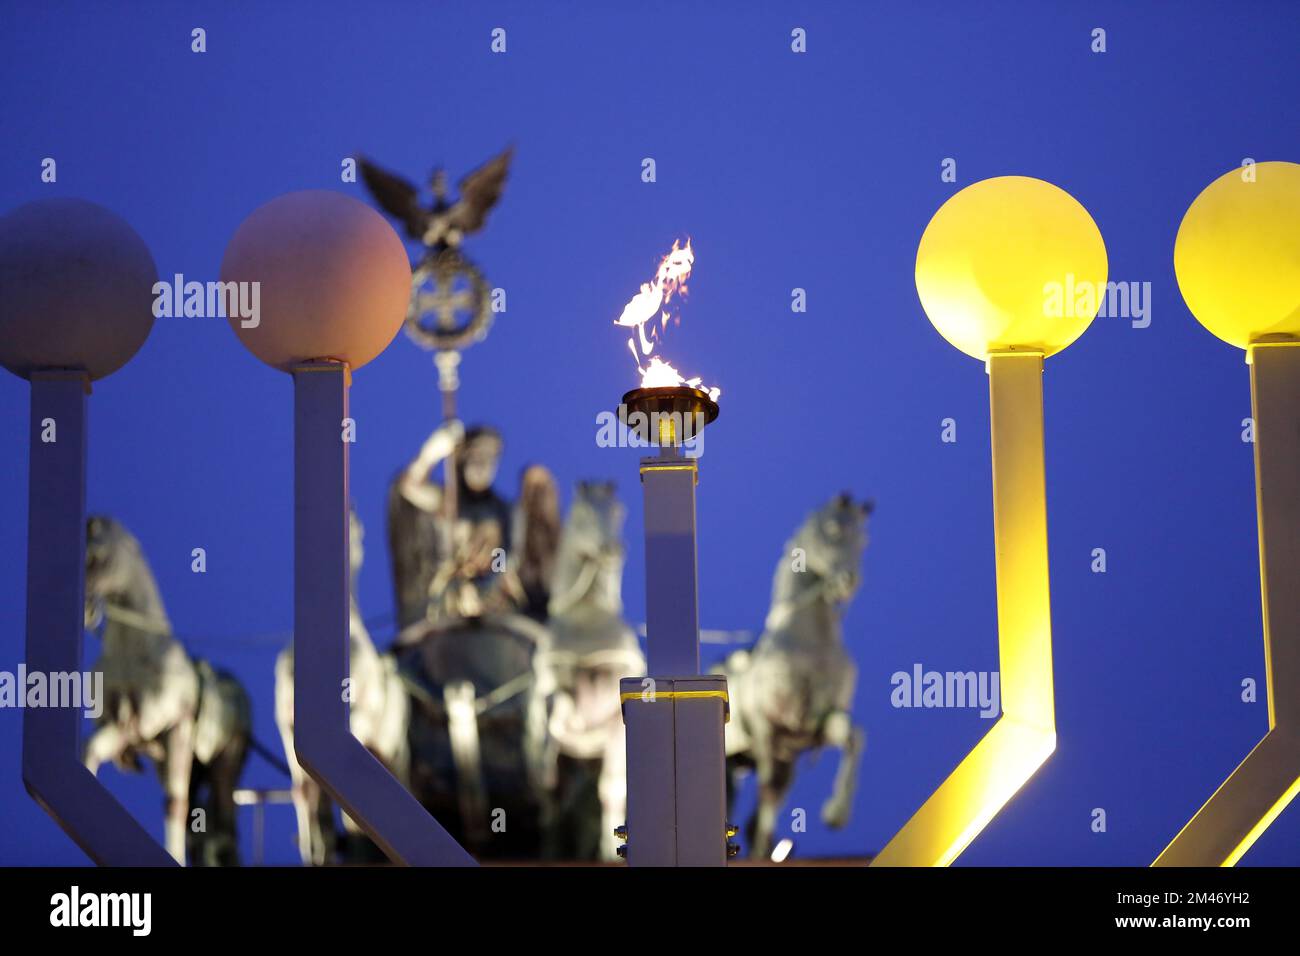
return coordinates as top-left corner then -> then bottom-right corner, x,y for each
388,421 -> 513,632
82,516 -> 250,866
503,464 -> 563,621
397,604 -> 552,859
717,493 -> 872,858
361,148 -> 509,366
534,481 -> 645,861
393,450 -> 558,858
359,147 -> 512,252
367,147 -> 516,630
275,511 -> 410,865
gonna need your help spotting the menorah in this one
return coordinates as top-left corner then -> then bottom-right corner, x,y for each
1,163 -> 1296,866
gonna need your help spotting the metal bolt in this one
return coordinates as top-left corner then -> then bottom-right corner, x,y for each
726,842 -> 740,859
614,824 -> 628,841
616,844 -> 628,859
725,822 -> 738,838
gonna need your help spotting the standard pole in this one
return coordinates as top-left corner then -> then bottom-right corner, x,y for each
623,443 -> 728,866
640,447 -> 702,676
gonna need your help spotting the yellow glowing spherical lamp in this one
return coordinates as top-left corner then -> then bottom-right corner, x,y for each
1174,161 -> 1300,350
915,176 -> 1108,360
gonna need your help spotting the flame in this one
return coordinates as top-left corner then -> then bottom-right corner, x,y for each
640,356 -> 687,388
615,239 -> 719,401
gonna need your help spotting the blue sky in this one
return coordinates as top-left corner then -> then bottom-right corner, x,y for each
1,0 -> 1297,865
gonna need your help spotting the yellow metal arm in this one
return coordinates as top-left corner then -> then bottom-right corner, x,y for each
872,352 -> 1057,866
1154,342 -> 1300,866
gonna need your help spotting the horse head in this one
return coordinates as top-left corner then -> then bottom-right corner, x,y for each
85,515 -> 151,629
789,492 -> 873,606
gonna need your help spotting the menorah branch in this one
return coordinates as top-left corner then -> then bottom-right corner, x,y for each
1155,341 -> 1300,866
22,371 -> 174,866
292,361 -> 474,867
873,352 -> 1057,866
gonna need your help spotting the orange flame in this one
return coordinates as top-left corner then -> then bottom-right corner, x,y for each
615,239 -> 719,401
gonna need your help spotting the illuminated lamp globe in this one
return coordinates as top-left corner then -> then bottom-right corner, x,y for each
0,198 -> 157,381
915,176 -> 1108,360
221,190 -> 411,372
1174,161 -> 1300,350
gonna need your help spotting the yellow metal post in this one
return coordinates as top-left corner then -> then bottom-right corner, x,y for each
872,351 -> 1057,866
1161,161 -> 1300,864
1154,341 -> 1300,866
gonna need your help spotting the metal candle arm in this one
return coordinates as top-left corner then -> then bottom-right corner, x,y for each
21,371 -> 175,866
1154,341 -> 1300,866
292,361 -> 474,866
871,351 -> 1057,867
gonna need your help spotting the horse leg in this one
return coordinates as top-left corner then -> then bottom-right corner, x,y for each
83,723 -> 125,776
185,757 -> 208,866
296,762 -> 333,865
278,699 -> 336,863
745,722 -> 794,860
820,711 -> 864,829
382,667 -> 413,789
308,781 -> 340,864
206,737 -> 247,866
725,752 -> 755,846
280,721 -> 317,865
597,723 -> 628,861
536,692 -> 567,860
444,680 -> 490,848
160,719 -> 196,865
750,756 -> 795,860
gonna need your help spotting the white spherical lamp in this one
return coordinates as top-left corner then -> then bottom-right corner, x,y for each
0,198 -> 157,381
221,190 -> 411,372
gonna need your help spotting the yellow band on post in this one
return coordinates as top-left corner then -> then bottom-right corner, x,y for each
620,690 -> 730,723
639,463 -> 698,475
620,690 -> 729,704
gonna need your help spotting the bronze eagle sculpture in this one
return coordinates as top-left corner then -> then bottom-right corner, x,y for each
358,146 -> 513,250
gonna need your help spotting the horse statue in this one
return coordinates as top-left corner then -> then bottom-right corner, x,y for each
82,515 -> 251,866
533,481 -> 645,861
717,493 -> 872,859
274,510 -> 411,865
